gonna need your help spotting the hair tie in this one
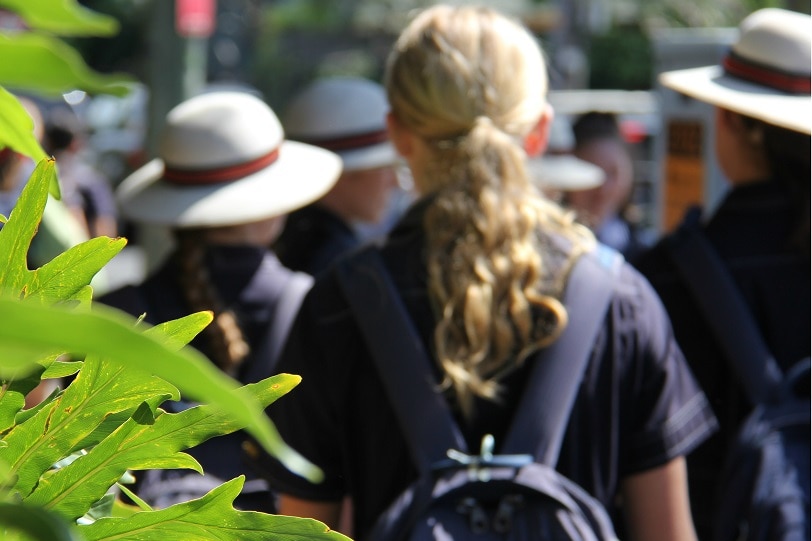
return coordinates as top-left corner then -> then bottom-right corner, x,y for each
473,116 -> 495,131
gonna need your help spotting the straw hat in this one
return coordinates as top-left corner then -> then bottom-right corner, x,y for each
659,8 -> 811,134
116,91 -> 342,227
282,77 -> 398,172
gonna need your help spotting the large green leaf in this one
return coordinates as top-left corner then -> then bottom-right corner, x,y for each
25,236 -> 127,303
0,502 -> 81,541
0,33 -> 134,97
0,0 -> 119,37
79,478 -> 350,541
0,354 -> 179,497
0,87 -> 47,163
0,159 -> 53,294
0,300 -> 322,483
25,376 -> 300,520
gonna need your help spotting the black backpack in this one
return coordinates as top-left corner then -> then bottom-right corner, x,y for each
665,215 -> 811,541
336,246 -> 622,541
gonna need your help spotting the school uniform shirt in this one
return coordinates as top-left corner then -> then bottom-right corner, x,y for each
98,244 -> 304,512
632,179 -> 811,541
256,198 -> 717,537
273,204 -> 359,276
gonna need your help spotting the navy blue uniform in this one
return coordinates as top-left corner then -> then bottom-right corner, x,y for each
99,245 -> 303,512
633,179 -> 811,540
274,204 -> 359,276
254,199 -> 717,537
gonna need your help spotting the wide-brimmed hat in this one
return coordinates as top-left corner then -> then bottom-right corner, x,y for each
116,91 -> 342,227
282,77 -> 398,172
659,8 -> 811,134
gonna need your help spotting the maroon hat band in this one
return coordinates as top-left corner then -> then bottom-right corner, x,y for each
298,128 -> 388,152
163,148 -> 280,185
723,50 -> 811,94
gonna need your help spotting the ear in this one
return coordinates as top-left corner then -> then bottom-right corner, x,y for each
524,103 -> 553,157
386,111 -> 414,159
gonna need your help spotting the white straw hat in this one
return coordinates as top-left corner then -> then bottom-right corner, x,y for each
282,77 -> 398,172
116,91 -> 342,227
659,8 -> 811,134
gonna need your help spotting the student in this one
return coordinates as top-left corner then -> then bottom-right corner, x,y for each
98,90 -> 341,511
254,6 -> 715,539
633,8 -> 811,540
274,76 -> 401,275
566,111 -> 651,261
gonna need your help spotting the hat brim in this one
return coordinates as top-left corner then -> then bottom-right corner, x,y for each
338,141 -> 399,172
527,155 -> 605,191
660,65 -> 811,134
117,141 -> 342,227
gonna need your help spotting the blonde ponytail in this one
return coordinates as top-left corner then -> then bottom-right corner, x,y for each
386,5 -> 594,418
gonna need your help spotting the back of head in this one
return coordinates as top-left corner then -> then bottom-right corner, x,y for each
572,112 -> 621,149
385,5 -> 590,417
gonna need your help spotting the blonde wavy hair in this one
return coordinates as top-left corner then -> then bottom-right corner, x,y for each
385,5 -> 594,418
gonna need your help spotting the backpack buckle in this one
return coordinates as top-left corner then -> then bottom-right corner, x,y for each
440,434 -> 534,481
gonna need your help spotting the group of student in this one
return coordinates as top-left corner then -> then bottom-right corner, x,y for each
94,5 -> 809,541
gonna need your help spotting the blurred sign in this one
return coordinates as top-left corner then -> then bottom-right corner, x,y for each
662,120 -> 704,232
176,0 -> 216,38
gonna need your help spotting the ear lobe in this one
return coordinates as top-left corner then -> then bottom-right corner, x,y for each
524,104 -> 553,157
386,111 -> 413,158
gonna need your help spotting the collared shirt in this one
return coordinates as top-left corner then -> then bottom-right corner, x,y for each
255,197 -> 716,537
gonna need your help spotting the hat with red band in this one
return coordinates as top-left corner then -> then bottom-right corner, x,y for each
659,8 -> 811,134
282,77 -> 398,172
116,91 -> 342,227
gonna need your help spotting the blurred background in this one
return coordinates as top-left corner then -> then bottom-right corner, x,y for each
3,0 -> 808,283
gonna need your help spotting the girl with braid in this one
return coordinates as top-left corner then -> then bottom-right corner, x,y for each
253,5 -> 715,539
98,91 -> 341,511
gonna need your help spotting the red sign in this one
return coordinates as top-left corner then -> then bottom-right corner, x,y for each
176,0 -> 216,38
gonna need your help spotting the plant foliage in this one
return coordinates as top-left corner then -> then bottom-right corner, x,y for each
0,2 -> 347,539
0,159 -> 346,541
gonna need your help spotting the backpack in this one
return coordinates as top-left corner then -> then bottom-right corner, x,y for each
336,246 -> 622,541
135,269 -> 313,512
665,213 -> 811,541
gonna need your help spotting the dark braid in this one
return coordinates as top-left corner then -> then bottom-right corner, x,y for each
174,230 -> 250,375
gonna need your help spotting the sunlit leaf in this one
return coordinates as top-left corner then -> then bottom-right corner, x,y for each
0,159 -> 54,294
0,300 -> 322,483
26,376 -> 300,520
0,0 -> 119,36
0,33 -> 134,98
26,236 -> 127,303
79,478 -> 350,541
0,87 -> 47,163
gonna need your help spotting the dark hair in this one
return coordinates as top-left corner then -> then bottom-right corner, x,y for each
762,121 -> 811,253
572,111 -> 621,148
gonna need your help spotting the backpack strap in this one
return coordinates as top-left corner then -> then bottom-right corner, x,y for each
336,247 -> 467,475
242,269 -> 313,384
336,244 -> 621,474
501,245 -> 622,466
664,208 -> 784,405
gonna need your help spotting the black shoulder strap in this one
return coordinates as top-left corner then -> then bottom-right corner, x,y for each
501,246 -> 621,466
336,248 -> 466,474
665,209 -> 783,405
336,245 -> 620,473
